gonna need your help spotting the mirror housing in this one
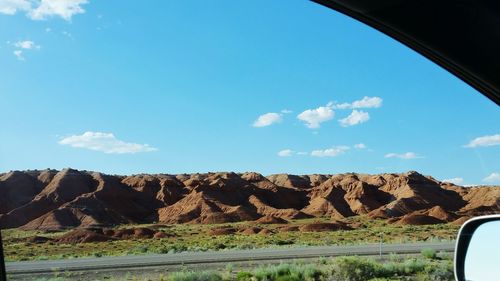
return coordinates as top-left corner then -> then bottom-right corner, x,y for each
455,214 -> 500,281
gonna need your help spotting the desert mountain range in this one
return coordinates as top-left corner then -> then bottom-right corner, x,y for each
0,168 -> 498,231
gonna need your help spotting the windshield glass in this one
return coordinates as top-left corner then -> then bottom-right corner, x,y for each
1,1 -> 499,281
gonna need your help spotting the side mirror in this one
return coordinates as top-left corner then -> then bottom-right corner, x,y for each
455,215 -> 500,281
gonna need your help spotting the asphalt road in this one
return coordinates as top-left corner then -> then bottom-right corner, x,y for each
6,242 -> 455,275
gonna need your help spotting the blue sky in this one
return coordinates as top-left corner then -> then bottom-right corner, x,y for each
0,0 -> 499,185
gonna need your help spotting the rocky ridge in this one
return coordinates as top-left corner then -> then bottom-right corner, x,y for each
0,168 -> 498,231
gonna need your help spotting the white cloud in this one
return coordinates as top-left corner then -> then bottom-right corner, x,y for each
14,40 -> 39,49
334,96 -> 383,109
464,134 -> 500,148
0,0 -> 31,14
58,131 -> 158,154
28,0 -> 88,20
277,149 -> 293,157
339,110 -> 369,127
442,177 -> 464,185
297,102 -> 334,129
311,146 -> 349,157
11,40 -> 40,60
332,103 -> 350,110
354,143 -> 366,149
253,112 -> 282,127
384,152 -> 423,159
13,50 -> 24,60
483,172 -> 500,183
0,0 -> 87,20
351,96 -> 383,108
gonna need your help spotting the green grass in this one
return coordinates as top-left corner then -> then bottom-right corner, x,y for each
2,216 -> 459,262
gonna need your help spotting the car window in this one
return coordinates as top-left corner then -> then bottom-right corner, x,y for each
1,1 -> 498,281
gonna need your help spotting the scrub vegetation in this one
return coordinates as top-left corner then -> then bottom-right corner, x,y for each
25,253 -> 454,281
3,216 -> 458,262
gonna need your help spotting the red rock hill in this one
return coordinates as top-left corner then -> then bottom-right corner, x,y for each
0,169 -> 498,231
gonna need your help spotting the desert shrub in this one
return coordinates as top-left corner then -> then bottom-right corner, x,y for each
155,246 -> 171,254
318,256 -> 329,265
252,266 -> 270,281
275,274 -> 301,281
235,243 -> 254,250
379,258 -> 427,278
379,261 -> 399,276
266,263 -> 294,279
168,271 -> 223,281
402,258 -> 427,274
388,253 -> 400,262
170,244 -> 188,253
36,255 -> 49,260
330,256 -> 382,281
236,271 -> 253,281
421,248 -> 437,259
436,251 -> 452,260
92,252 -> 103,257
213,243 -> 226,250
251,263 -> 324,281
274,239 -> 294,246
302,264 -> 323,280
420,261 -> 454,281
132,244 -> 149,253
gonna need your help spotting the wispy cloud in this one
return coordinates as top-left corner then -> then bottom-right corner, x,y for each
339,110 -> 370,127
0,0 -> 88,21
297,102 -> 334,129
334,96 -> 383,109
30,0 -> 88,21
14,40 -> 40,49
384,152 -> 423,159
253,112 -> 282,127
354,143 -> 366,149
442,177 -> 464,185
0,0 -> 31,15
483,172 -> 500,183
463,134 -> 500,148
280,143 -> 368,157
277,149 -> 293,157
11,40 -> 40,60
59,132 -> 158,154
311,146 -> 349,157
13,50 -> 24,60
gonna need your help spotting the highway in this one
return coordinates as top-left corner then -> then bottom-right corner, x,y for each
6,242 -> 455,276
